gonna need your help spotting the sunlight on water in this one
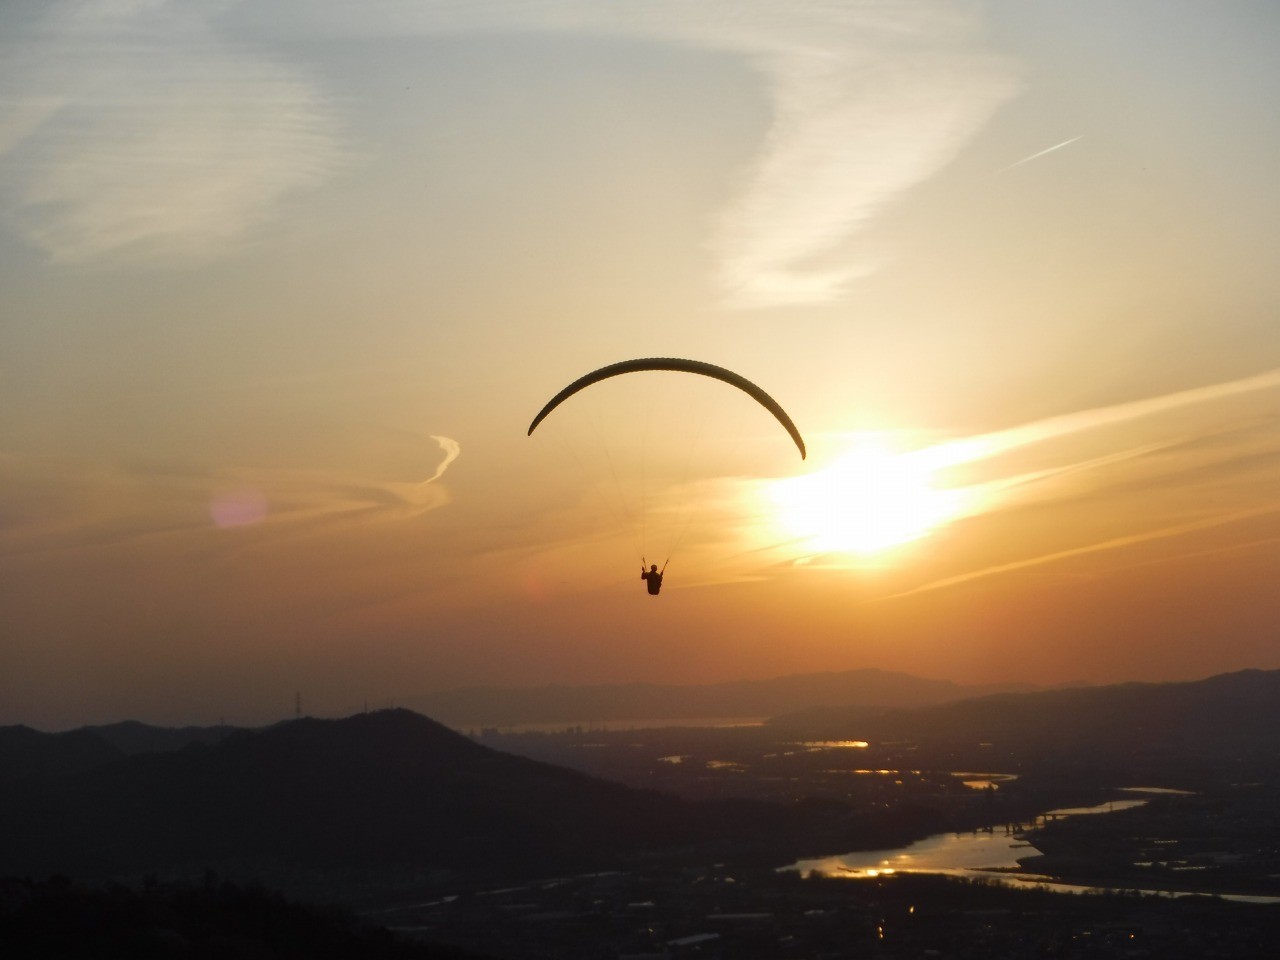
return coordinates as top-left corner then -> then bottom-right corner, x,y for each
1042,799 -> 1145,817
1120,786 -> 1195,795
951,771 -> 1019,791
790,828 -> 1036,879
788,799 -> 1149,880
782,794 -> 1280,902
799,740 -> 870,749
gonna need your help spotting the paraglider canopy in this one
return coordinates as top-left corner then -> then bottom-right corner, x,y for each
527,357 -> 806,459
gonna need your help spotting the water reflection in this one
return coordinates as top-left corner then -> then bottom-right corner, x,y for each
951,771 -> 1019,791
787,800 -> 1141,880
1041,799 -> 1145,817
784,796 -> 1280,903
790,824 -> 1048,880
798,740 -> 870,749
1120,786 -> 1195,795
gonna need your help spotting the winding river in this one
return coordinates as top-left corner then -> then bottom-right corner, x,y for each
784,792 -> 1280,903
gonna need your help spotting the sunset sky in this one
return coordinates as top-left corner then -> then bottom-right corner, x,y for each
4,1 -> 1280,729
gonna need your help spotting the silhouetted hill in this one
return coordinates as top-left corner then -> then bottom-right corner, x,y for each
87,719 -> 238,755
0,710 -> 854,892
0,875 -> 487,959
404,669 -> 1035,727
0,721 -> 237,783
768,668 -> 1280,787
0,725 -> 123,783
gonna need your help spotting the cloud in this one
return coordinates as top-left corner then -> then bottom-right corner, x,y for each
260,1 -> 1018,307
692,6 -> 1018,309
210,433 -> 461,525
368,434 -> 460,511
845,368 -> 1280,595
734,367 -> 1280,588
3,2 -> 1015,299
0,439 -> 457,557
522,2 -> 1018,309
920,365 -> 1280,473
877,504 -> 1280,601
423,435 -> 461,484
0,0 -> 344,262
954,371 -> 1280,516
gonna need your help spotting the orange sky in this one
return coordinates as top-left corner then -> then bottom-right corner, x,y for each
3,1 -> 1280,729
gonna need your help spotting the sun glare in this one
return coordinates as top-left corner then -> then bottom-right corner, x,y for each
767,434 -> 962,556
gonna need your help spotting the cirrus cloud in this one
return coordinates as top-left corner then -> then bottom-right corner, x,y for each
307,0 -> 1019,308
0,0 -> 344,263
2,1 -> 1016,306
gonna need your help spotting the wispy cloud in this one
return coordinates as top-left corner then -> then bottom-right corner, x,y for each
423,435 -> 461,485
0,0 -> 344,262
0,436 -> 458,557
877,504 -> 1280,601
282,1 -> 1019,308
847,368 -> 1280,595
688,5 -> 1019,309
580,2 -> 1019,309
3,2 -> 1016,298
919,365 -> 1280,473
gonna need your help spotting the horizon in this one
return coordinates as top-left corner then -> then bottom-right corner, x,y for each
4,2 -> 1280,730
16,663 -> 1270,735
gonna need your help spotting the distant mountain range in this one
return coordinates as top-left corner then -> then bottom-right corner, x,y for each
766,668 -> 1280,787
88,719 -> 238,755
5,669 -> 1280,902
0,710 -> 853,895
0,725 -> 122,784
398,668 -> 1038,727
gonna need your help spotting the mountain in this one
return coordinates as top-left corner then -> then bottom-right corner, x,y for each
402,669 -> 1036,727
0,709 -> 854,893
87,719 -> 237,755
10,671 -> 1278,904
0,725 -> 123,783
767,668 -> 1280,787
0,721 -> 240,783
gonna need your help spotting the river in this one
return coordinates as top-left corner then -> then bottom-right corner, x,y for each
784,792 -> 1280,903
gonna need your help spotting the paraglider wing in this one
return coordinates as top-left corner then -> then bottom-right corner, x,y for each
527,357 -> 806,459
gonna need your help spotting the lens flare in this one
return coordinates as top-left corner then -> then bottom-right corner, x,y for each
210,488 -> 268,528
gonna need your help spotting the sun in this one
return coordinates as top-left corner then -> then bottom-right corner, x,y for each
766,433 -> 961,555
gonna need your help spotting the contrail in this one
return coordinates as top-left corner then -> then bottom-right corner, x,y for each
999,135 -> 1082,172
873,503 -> 1280,602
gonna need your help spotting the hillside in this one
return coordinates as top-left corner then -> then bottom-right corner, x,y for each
0,725 -> 124,783
87,719 -> 238,755
0,709 -> 849,894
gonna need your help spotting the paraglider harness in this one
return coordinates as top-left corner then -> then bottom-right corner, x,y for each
641,558 -> 668,596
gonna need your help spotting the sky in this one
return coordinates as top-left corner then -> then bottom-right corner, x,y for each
3,0 -> 1280,729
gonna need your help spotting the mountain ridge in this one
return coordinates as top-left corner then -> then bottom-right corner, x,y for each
0,709 -> 851,891
5,669 -> 1280,903
399,667 -> 1039,726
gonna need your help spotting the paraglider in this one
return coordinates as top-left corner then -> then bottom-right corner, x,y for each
528,358 -> 806,594
527,357 -> 806,459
